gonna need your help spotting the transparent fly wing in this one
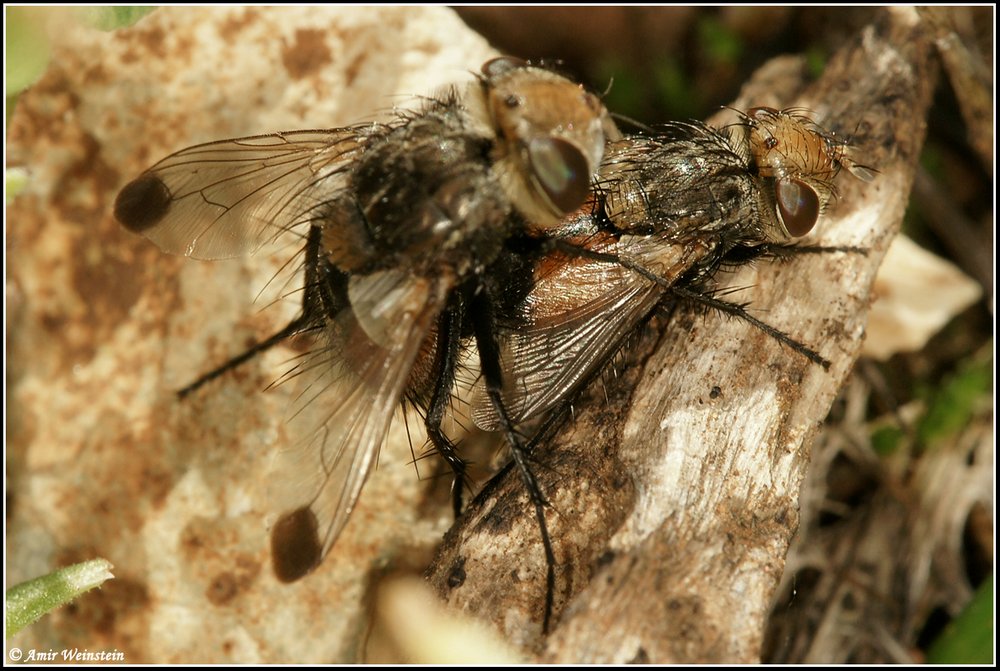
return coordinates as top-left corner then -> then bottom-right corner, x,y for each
114,129 -> 373,260
267,269 -> 448,582
473,232 -> 711,430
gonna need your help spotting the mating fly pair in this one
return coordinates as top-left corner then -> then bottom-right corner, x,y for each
114,57 -> 870,622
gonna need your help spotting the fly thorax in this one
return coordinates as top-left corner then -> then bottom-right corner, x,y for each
406,171 -> 514,276
350,114 -> 510,276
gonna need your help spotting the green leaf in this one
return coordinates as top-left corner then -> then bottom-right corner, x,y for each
917,348 -> 993,448
6,559 -> 114,638
926,575 -> 994,664
83,6 -> 156,31
593,58 -> 643,122
870,423 -> 904,456
697,16 -> 743,65
5,7 -> 52,97
804,46 -> 828,79
652,57 -> 701,121
6,167 -> 29,203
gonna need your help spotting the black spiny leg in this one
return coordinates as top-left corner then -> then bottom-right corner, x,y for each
719,241 -> 868,269
469,291 -> 559,634
550,238 -> 844,370
669,285 -> 832,369
676,241 -> 870,369
178,225 -> 329,398
422,305 -> 470,517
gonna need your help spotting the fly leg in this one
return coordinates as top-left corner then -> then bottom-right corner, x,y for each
178,225 -> 331,398
719,241 -> 867,268
469,290 -> 559,634
669,285 -> 832,368
421,306 -> 470,518
676,241 -> 870,369
551,238 -> 851,370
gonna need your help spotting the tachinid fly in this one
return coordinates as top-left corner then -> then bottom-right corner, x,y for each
114,57 -> 619,584
472,106 -> 872,434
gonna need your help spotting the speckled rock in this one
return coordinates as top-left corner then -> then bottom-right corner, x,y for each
7,6 -> 495,663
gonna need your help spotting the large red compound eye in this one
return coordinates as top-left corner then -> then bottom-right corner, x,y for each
776,178 -> 820,237
528,136 -> 590,215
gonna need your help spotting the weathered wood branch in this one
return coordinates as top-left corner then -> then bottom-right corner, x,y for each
426,8 -> 938,662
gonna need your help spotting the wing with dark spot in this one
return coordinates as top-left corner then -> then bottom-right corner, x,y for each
266,269 -> 448,581
114,129 -> 374,260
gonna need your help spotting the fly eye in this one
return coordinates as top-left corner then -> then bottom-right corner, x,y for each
776,178 -> 820,237
528,137 -> 590,215
482,56 -> 528,78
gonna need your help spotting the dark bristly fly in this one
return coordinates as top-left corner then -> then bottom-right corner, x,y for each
114,58 -> 620,596
473,106 -> 873,442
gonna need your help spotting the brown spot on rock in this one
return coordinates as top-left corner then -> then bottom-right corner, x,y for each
206,572 -> 239,605
217,8 -> 259,41
206,554 -> 262,606
281,28 -> 332,80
